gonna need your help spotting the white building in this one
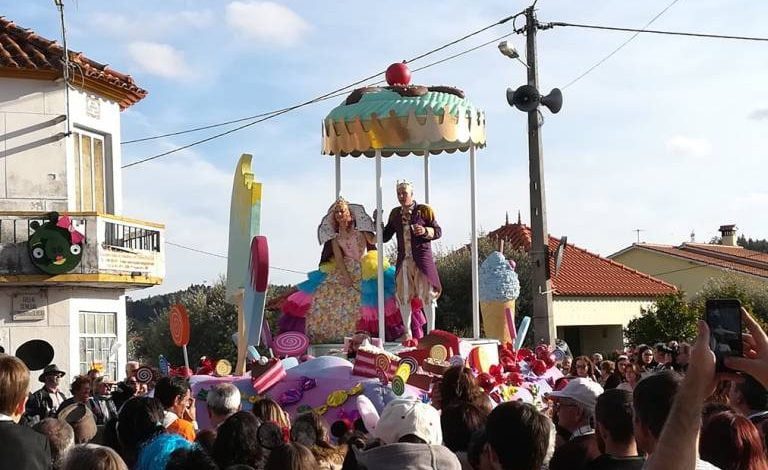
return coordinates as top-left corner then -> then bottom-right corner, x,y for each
0,17 -> 164,380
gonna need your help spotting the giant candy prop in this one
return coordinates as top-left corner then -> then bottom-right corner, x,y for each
225,154 -> 269,374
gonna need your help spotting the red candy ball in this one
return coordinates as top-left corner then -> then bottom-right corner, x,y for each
532,359 -> 547,376
385,62 -> 411,86
509,372 -> 524,386
476,372 -> 496,393
517,348 -> 534,362
535,345 -> 550,359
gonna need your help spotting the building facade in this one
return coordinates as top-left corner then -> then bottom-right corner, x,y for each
0,18 -> 163,380
489,219 -> 677,355
610,225 -> 768,299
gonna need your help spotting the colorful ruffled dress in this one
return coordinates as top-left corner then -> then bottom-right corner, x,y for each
278,229 -> 425,343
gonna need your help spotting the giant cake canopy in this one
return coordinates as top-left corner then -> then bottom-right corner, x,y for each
322,63 -> 486,157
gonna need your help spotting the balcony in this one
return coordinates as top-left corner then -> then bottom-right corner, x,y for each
0,212 -> 164,288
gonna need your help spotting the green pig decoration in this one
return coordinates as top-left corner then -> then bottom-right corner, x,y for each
27,212 -> 85,275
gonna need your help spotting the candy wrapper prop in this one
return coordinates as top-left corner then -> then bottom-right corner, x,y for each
479,252 -> 520,344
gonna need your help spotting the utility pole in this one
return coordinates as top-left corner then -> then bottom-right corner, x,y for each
525,7 -> 556,345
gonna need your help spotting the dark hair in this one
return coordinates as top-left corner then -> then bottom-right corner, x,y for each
439,366 -> 489,412
195,428 -> 217,454
441,403 -> 488,452
154,377 -> 189,409
292,411 -> 332,448
735,375 -> 768,411
702,402 -> 733,425
486,401 -> 551,470
115,396 -> 165,466
212,411 -> 262,468
265,443 -> 317,470
700,411 -> 768,470
595,389 -> 634,444
467,430 -> 487,470
632,370 -> 682,438
570,356 -> 597,381
33,418 -> 75,464
636,345 -> 654,367
166,447 -> 220,470
70,375 -> 92,395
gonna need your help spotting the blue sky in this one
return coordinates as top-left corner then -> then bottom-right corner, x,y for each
4,0 -> 768,296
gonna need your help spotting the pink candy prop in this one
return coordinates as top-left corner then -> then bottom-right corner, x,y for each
273,332 -> 310,357
505,307 -> 516,345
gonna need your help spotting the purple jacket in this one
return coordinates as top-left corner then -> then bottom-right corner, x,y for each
383,202 -> 442,292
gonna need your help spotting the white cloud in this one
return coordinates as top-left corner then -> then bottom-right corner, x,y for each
225,1 -> 310,46
749,109 -> 768,120
665,136 -> 713,159
126,42 -> 192,80
91,10 -> 214,40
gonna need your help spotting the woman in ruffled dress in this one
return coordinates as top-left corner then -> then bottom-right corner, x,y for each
279,198 -> 423,344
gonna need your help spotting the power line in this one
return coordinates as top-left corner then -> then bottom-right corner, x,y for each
119,10 -> 526,160
561,0 -> 681,89
165,241 -> 307,275
552,22 -> 768,43
410,31 -> 517,73
121,89 -> 350,169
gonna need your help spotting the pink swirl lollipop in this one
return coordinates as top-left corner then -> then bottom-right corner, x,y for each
273,332 -> 310,357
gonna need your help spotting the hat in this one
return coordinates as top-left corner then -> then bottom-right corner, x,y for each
617,355 -> 629,361
38,364 -> 66,382
58,403 -> 97,443
549,378 -> 604,415
373,398 -> 442,445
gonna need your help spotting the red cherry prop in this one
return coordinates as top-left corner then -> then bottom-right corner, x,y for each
532,359 -> 547,376
544,353 -> 556,368
476,372 -> 496,393
386,62 -> 411,86
517,348 -> 534,362
509,372 -> 524,386
535,345 -> 550,359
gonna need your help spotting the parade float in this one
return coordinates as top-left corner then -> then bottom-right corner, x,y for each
154,64 -> 565,431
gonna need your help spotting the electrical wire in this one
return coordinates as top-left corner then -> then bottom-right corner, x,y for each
553,23 -> 768,43
119,9 -> 526,153
560,0 -> 681,89
165,241 -> 306,275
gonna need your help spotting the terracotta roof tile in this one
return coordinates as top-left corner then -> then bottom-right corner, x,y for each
0,17 -> 146,109
489,223 -> 677,297
633,243 -> 768,278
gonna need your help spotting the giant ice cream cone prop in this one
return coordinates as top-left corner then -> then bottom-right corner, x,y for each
479,300 -> 516,345
479,251 -> 520,344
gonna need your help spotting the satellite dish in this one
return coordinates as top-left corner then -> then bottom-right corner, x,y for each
15,339 -> 54,371
553,236 -> 567,278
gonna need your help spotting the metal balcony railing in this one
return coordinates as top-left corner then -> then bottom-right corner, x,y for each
103,221 -> 161,252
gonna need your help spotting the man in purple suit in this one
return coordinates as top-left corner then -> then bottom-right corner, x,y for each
382,181 -> 442,339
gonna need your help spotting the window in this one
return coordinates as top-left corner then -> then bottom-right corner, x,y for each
73,130 -> 111,212
79,311 -> 117,380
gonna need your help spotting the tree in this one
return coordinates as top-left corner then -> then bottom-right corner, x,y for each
436,236 -> 531,337
128,280 -> 294,367
738,235 -> 768,253
624,292 -> 698,346
690,275 -> 768,327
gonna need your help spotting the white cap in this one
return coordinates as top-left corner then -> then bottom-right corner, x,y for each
549,377 -> 604,415
373,398 -> 442,445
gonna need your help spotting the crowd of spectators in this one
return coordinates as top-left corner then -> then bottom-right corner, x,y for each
3,307 -> 768,469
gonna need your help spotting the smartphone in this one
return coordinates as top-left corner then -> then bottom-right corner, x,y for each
705,299 -> 743,372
